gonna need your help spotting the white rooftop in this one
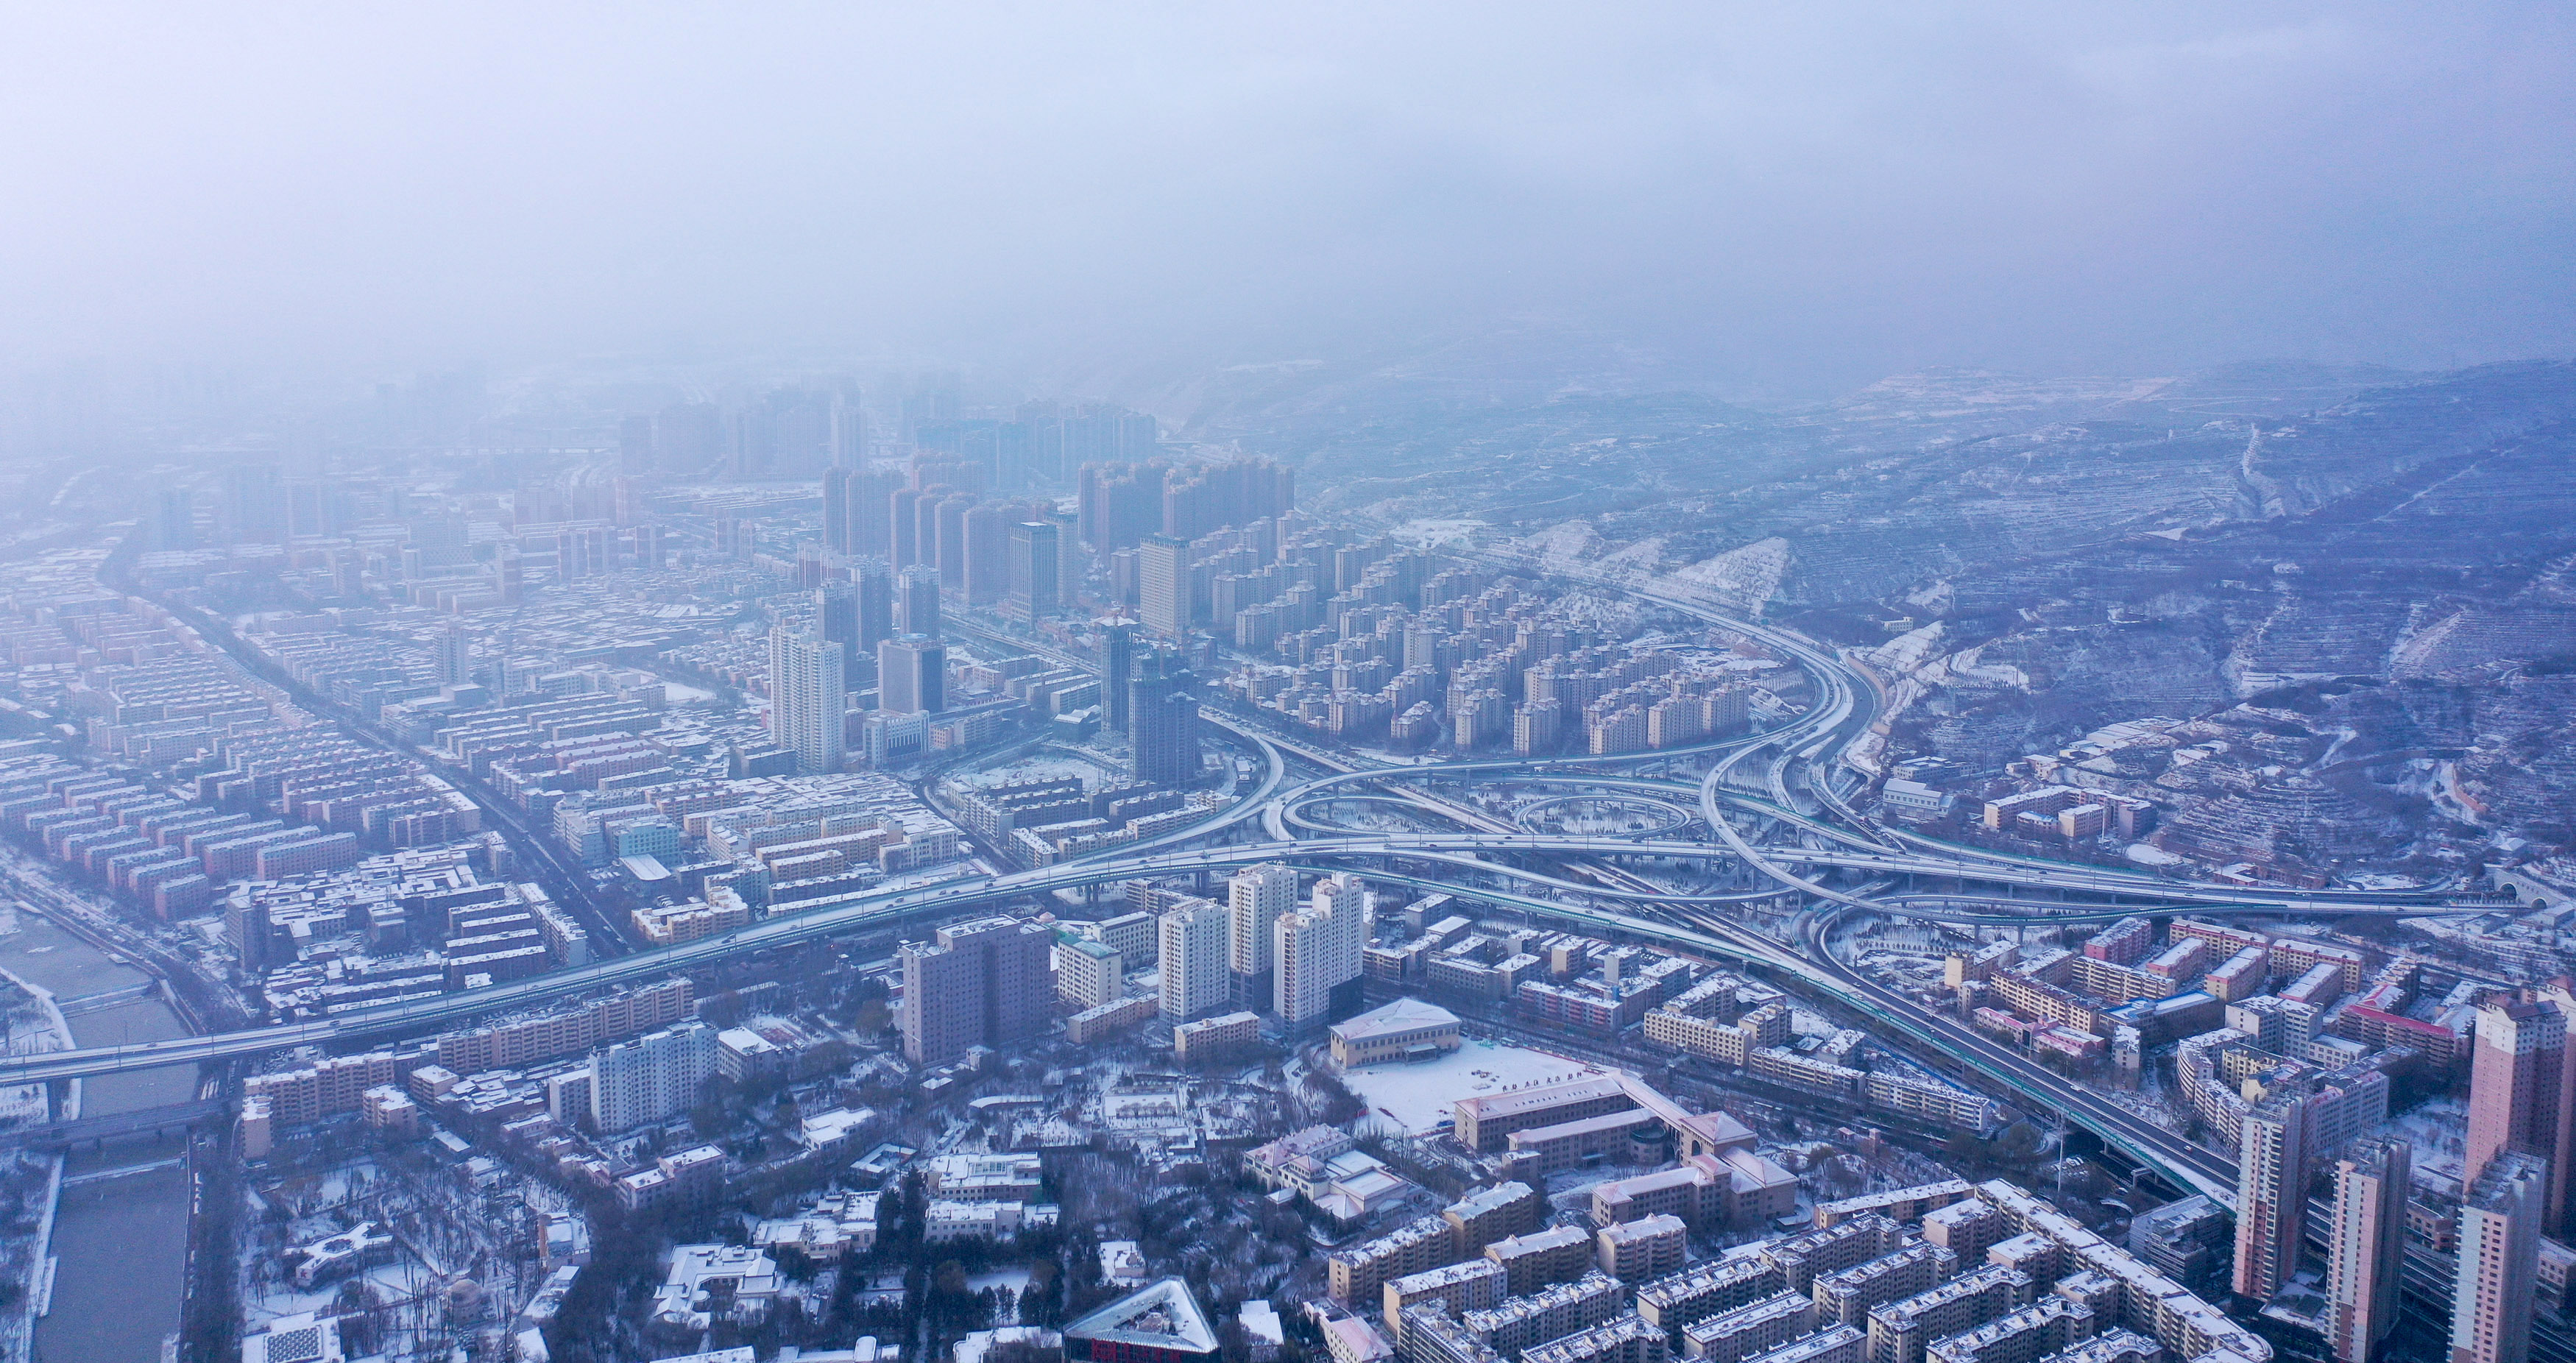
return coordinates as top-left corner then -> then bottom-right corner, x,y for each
1331,996 -> 1461,1042
1064,1277 -> 1220,1356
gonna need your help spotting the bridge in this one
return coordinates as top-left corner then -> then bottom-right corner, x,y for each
1,1097 -> 223,1150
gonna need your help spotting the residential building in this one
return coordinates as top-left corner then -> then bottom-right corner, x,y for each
2453,1153 -> 2545,1363
1009,520 -> 1061,620
768,626 -> 846,774
2232,1086 -> 2312,1300
592,1020 -> 719,1133
1229,863 -> 1299,1005
1277,872 -> 1369,1027
1158,898 -> 1232,1021
1056,936 -> 1125,1010
878,634 -> 946,715
1130,649 -> 1200,785
2467,997 -> 2571,1233
900,916 -> 1053,1064
1139,534 -> 1191,637
2325,1138 -> 2409,1363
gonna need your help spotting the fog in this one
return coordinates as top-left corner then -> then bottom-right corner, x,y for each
1,3 -> 2568,392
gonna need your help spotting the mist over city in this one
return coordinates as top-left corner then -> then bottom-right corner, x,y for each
0,10 -> 2571,1363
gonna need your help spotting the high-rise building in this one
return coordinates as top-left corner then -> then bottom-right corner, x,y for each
1130,650 -> 1200,786
2537,983 -> 2576,1234
899,917 -> 1053,1065
590,1020 -> 718,1132
152,488 -> 195,550
878,635 -> 946,715
852,468 -> 904,560
890,486 -> 922,567
2467,999 -> 2567,1196
291,478 -> 351,538
852,558 -> 896,658
963,502 -> 1012,603
899,564 -> 942,639
816,583 -> 862,675
912,489 -> 948,576
2454,1151 -> 2546,1363
1161,456 -> 1295,541
935,493 -> 975,588
2326,1138 -> 2410,1363
822,465 -> 852,553
1139,534 -> 1192,637
1275,873 -> 1368,1027
656,401 -> 724,470
1010,521 -> 1061,620
432,623 -> 472,686
2233,1085 -> 2313,1301
555,525 -> 611,579
768,626 -> 846,774
1229,863 -> 1299,1009
1159,898 -> 1232,1022
224,464 -> 286,544
1079,460 -> 1168,554
1055,937 -> 1125,1010
830,389 -> 870,467
1100,617 -> 1138,734
496,548 -> 525,604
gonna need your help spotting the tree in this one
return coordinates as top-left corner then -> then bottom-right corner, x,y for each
1021,1260 -> 1064,1327
1992,1120 -> 2047,1166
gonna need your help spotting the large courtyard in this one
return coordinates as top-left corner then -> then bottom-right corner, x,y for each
1339,1037 -> 1610,1135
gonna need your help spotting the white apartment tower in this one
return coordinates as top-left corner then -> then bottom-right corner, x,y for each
768,624 -> 846,773
1055,937 -> 1125,1010
1158,897 -> 1232,1022
1274,872 -> 1368,1027
1138,534 -> 1191,637
590,1020 -> 718,1133
1229,863 -> 1300,1005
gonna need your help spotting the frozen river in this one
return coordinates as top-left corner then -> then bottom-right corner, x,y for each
0,910 -> 197,1363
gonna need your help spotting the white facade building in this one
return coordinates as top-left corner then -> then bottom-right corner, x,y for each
1231,863 -> 1300,984
768,626 -> 846,774
1275,873 -> 1368,1027
592,1020 -> 720,1133
1159,897 -> 1233,1021
1055,937 -> 1126,1010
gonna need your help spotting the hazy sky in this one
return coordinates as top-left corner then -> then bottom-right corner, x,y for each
1,3 -> 2568,392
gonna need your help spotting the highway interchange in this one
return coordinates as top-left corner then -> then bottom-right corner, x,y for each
3,556 -> 2491,1202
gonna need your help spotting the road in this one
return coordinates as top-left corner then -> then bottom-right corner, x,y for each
132,587 -> 631,956
18,547 -> 2480,1203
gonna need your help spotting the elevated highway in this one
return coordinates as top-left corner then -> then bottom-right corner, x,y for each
3,558 -> 2415,1202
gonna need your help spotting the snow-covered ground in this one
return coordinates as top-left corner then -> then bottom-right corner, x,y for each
2385,1097 -> 2469,1186
1341,1039 -> 1608,1135
967,1267 -> 1035,1322
968,751 -> 1122,787
1391,518 -> 1490,550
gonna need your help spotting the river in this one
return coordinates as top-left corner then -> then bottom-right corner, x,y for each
0,910 -> 197,1363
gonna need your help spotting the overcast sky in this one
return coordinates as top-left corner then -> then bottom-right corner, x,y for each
1,3 -> 2567,392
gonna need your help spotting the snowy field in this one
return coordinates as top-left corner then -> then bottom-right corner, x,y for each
2386,1097 -> 2469,1185
1341,1038 -> 1608,1134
